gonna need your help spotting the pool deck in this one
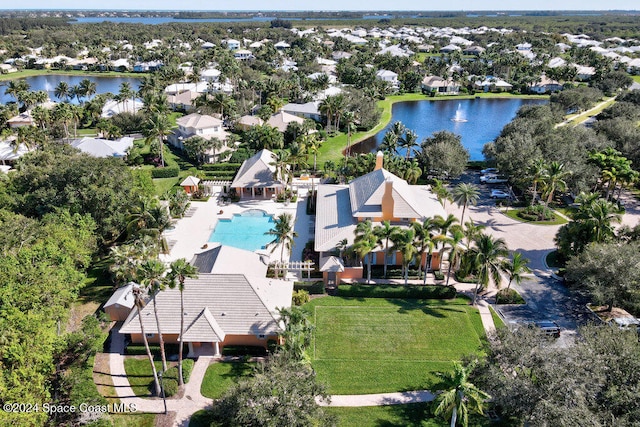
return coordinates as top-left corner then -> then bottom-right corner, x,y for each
161,186 -> 313,273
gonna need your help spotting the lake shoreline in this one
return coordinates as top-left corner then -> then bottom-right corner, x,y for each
342,93 -> 549,160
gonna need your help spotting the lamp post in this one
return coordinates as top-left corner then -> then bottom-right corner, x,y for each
158,369 -> 167,414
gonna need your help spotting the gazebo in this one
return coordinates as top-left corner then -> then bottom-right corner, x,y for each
180,176 -> 201,194
231,149 -> 284,198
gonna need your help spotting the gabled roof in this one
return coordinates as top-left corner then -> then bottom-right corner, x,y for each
267,111 -> 305,132
181,307 -> 226,342
71,137 -> 134,158
231,149 -> 282,189
319,256 -> 345,272
191,244 -> 268,277
0,140 -> 29,161
104,283 -> 137,310
120,274 -> 293,338
180,176 -> 200,187
177,113 -> 223,130
314,184 -> 357,252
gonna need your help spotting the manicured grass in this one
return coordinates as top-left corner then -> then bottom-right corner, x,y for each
200,361 -> 256,399
153,177 -> 180,196
0,68 -> 141,81
337,284 -> 456,299
633,76 -> 640,83
503,207 -> 568,225
189,410 -> 216,427
307,297 -> 486,394
123,358 -> 166,397
489,306 -> 506,330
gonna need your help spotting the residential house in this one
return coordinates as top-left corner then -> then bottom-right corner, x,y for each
234,49 -> 254,60
70,137 -> 134,158
463,45 -> 485,56
180,176 -> 201,194
7,111 -> 35,128
225,39 -> 241,50
282,102 -> 322,122
167,90 -> 200,112
473,77 -> 513,92
529,74 -> 563,94
274,41 -> 291,50
101,99 -> 144,118
231,149 -> 284,199
314,152 -> 446,285
375,69 -> 399,90
439,44 -> 462,54
575,65 -> 596,81
266,111 -> 305,133
421,75 -> 460,95
201,68 -> 221,82
170,113 -> 231,163
119,263 -> 292,356
0,139 -> 30,165
235,115 -> 264,132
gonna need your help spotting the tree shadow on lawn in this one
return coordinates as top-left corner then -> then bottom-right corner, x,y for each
386,299 -> 468,319
373,402 -> 436,427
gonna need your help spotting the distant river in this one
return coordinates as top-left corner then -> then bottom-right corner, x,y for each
353,98 -> 548,161
0,75 -> 141,105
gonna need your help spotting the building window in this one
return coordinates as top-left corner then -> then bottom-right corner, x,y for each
145,333 -> 155,338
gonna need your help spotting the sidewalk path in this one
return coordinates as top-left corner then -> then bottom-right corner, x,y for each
319,390 -> 436,407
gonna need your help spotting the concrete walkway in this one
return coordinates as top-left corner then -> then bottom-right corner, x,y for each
319,390 -> 436,407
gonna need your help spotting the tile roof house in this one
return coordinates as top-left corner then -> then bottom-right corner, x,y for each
231,149 -> 284,198
169,113 -> 232,163
120,272 -> 293,356
104,283 -> 137,321
421,75 -> 460,95
71,137 -> 134,158
529,74 -> 563,94
314,152 -> 445,283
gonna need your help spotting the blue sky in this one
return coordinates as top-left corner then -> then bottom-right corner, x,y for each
9,1 -> 639,11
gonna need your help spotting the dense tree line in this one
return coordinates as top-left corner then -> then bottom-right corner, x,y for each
0,146 -> 156,426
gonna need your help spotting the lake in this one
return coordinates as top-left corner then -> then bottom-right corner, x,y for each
352,98 -> 548,161
0,75 -> 141,105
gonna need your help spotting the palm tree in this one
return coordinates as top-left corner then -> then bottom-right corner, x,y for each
502,252 -> 531,292
318,96 -> 335,133
444,226 -> 466,286
434,361 -> 491,427
342,111 -> 357,157
307,136 -> 322,173
374,221 -> 401,278
355,220 -> 379,284
391,228 -> 417,285
575,196 -> 622,243
118,82 -> 135,113
471,233 -> 509,305
4,79 -> 29,103
462,220 -> 485,250
528,158 -> 547,206
78,78 -> 97,103
167,259 -> 198,387
432,179 -> 452,208
54,81 -> 70,102
404,160 -> 422,184
132,286 -> 162,397
433,214 -> 460,270
137,259 -> 169,372
541,161 -> 569,206
399,129 -> 419,160
145,112 -> 171,167
411,218 -> 437,283
452,183 -> 480,225
265,213 -> 298,264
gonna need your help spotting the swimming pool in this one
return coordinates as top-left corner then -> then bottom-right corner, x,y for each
208,210 -> 275,252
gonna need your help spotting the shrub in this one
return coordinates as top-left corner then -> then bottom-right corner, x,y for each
222,346 -> 267,357
337,284 -> 456,299
434,270 -> 445,281
161,378 -> 179,397
294,281 -> 325,295
292,289 -> 310,306
151,166 -> 180,178
200,163 -> 241,171
518,205 -> 554,221
495,288 -> 526,304
181,358 -> 195,383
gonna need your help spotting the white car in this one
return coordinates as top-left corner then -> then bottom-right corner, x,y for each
490,189 -> 511,199
481,167 -> 499,174
485,175 -> 509,184
480,174 -> 497,183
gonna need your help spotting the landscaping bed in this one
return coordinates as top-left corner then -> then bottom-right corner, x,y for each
495,289 -> 526,305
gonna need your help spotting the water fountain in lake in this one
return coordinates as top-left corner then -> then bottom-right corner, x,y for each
451,103 -> 468,122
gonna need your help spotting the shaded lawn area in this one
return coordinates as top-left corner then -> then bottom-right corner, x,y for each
327,403 -> 502,427
503,207 -> 568,225
123,358 -> 166,397
307,297 -> 486,394
200,361 -> 256,399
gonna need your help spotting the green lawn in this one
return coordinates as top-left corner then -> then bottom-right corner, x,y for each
123,358 -> 166,397
633,76 -> 640,83
0,68 -> 140,81
489,306 -> 506,330
307,297 -> 486,394
503,207 -> 568,225
200,361 -> 256,399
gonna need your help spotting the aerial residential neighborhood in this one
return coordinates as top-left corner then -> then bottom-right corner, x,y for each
0,6 -> 640,427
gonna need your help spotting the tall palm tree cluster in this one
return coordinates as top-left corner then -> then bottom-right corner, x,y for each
329,152 -> 422,184
345,181 -> 529,305
108,195 -> 199,395
526,159 -> 570,207
588,147 -> 639,204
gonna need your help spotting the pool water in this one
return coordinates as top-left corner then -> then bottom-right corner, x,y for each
209,210 -> 275,252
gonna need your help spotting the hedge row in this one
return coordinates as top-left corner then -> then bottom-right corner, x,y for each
124,343 -> 186,357
203,170 -> 236,178
201,163 -> 241,171
337,284 -> 457,299
151,166 -> 180,178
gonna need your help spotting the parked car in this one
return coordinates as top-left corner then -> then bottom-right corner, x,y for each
490,189 -> 511,199
484,175 -> 509,184
534,320 -> 561,338
607,317 -> 640,332
480,174 -> 497,183
481,167 -> 499,174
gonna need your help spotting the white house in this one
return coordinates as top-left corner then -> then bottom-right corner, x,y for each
375,69 -> 399,90
71,137 -> 134,158
225,39 -> 241,50
421,75 -> 460,95
170,113 -> 231,163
